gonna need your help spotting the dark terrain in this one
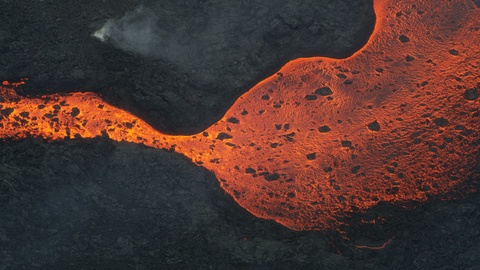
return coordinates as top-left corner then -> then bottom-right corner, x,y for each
1,0 -> 480,269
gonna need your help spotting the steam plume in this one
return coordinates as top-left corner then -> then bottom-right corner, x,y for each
93,6 -> 158,56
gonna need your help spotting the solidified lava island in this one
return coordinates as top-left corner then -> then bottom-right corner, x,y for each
1,0 -> 479,231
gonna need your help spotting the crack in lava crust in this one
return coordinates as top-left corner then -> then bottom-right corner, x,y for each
1,0 -> 479,231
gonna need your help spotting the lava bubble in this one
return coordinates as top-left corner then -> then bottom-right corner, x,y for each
227,117 -> 240,124
315,87 -> 333,96
449,49 -> 459,55
367,120 -> 381,131
341,140 -> 352,147
464,88 -> 478,100
434,117 -> 449,127
318,125 -> 331,133
216,132 -> 233,140
71,107 -> 80,117
399,35 -> 410,43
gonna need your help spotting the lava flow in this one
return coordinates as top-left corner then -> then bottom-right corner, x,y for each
1,0 -> 479,231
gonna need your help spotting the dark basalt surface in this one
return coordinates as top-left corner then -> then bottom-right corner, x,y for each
0,0 -> 374,134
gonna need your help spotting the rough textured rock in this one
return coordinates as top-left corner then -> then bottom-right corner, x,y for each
0,0 -> 374,134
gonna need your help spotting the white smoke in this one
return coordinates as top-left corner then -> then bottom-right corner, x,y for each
92,6 -> 159,56
92,22 -> 111,42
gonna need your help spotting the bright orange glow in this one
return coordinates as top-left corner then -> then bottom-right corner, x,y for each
1,0 -> 479,231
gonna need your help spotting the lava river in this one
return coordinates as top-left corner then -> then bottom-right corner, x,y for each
1,0 -> 479,231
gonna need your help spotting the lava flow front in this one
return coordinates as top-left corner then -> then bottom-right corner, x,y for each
1,0 -> 479,231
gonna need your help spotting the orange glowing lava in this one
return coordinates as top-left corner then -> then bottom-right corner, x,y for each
1,0 -> 479,231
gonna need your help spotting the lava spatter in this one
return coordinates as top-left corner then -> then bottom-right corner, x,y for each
1,0 -> 480,231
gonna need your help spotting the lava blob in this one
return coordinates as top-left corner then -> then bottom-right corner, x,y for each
1,0 -> 479,231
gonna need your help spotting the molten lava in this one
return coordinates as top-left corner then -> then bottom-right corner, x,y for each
1,0 -> 479,231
